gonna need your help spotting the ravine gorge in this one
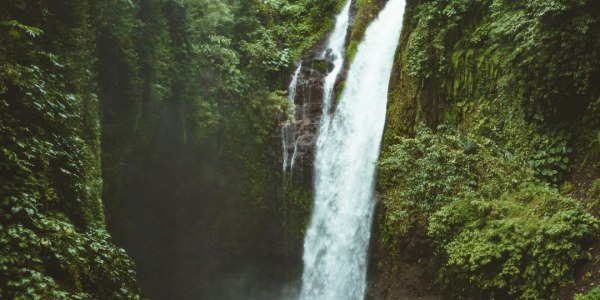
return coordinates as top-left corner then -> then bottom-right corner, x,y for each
1,0 -> 599,299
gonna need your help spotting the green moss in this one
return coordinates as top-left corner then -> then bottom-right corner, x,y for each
587,179 -> 600,212
378,126 -> 597,299
334,79 -> 346,105
310,59 -> 334,73
345,0 -> 385,66
345,40 -> 358,66
277,180 -> 313,241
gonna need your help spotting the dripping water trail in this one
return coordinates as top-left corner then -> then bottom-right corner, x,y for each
282,63 -> 302,179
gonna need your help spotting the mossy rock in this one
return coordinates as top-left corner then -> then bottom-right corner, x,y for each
309,59 -> 335,74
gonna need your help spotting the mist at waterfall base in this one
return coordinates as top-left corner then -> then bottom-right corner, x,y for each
108,0 -> 405,298
108,104 -> 301,299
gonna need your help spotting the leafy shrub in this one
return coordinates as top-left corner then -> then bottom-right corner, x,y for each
378,125 -> 531,246
0,5 -> 140,298
430,185 -> 597,299
528,129 -> 571,183
378,126 -> 597,298
1,223 -> 139,299
382,0 -> 600,297
576,286 -> 600,300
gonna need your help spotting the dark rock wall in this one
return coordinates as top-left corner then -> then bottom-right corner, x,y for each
276,59 -> 330,187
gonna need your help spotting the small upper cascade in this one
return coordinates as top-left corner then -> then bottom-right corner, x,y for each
289,63 -> 302,107
282,63 -> 303,175
282,63 -> 302,177
289,135 -> 300,176
321,0 -> 352,115
281,0 -> 352,178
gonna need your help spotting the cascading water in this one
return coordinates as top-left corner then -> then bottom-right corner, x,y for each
282,0 -> 352,180
289,63 -> 302,107
282,64 -> 303,175
300,0 -> 405,299
320,0 -> 352,113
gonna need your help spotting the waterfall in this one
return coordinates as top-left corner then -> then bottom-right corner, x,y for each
300,0 -> 406,299
282,0 -> 352,180
282,64 -> 303,175
289,63 -> 302,107
281,126 -> 290,174
320,0 -> 353,114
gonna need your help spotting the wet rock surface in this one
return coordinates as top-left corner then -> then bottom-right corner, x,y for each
274,59 -> 334,187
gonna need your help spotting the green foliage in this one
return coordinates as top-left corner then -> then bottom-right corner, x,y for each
2,19 -> 43,37
378,126 -> 597,298
385,0 -> 600,193
277,180 -> 313,241
403,0 -> 600,122
346,0 -> 384,65
91,0 -> 348,295
263,0 -> 343,59
381,0 -> 600,298
430,185 -> 597,299
240,28 -> 291,73
0,1 -> 140,297
378,125 -> 531,241
310,59 -> 334,74
586,179 -> 600,212
576,286 -> 600,300
95,0 -> 311,219
583,97 -> 600,159
1,224 -> 139,299
528,129 -> 572,183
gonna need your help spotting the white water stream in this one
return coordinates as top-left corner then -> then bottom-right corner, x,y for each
300,0 -> 406,299
283,64 -> 303,175
320,0 -> 353,114
283,0 -> 352,178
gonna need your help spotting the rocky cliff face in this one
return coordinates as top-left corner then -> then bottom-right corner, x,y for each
275,58 -> 334,187
269,0 -> 385,273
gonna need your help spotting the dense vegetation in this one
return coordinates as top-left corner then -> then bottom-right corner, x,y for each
95,0 -> 350,297
1,0 -> 343,298
0,1 -> 139,298
379,127 -> 597,298
378,0 -> 600,298
2,0 -> 598,298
